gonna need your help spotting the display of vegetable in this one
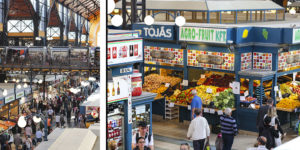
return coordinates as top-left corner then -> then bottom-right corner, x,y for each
212,88 -> 235,110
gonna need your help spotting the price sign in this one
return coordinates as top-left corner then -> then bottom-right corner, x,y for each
169,102 -> 175,108
182,80 -> 189,86
204,108 -> 209,113
188,105 -> 191,110
206,88 -> 213,93
244,91 -> 249,97
240,96 -> 246,101
274,86 -> 279,92
165,83 -> 170,88
209,109 -> 215,114
120,67 -> 133,74
217,110 -> 223,115
278,91 -> 282,99
201,75 -> 205,79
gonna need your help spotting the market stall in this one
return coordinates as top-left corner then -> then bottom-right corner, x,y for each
107,30 -> 157,150
80,87 -> 100,128
132,19 -> 300,132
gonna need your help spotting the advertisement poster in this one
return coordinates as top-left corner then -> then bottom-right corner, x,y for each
107,39 -> 143,65
179,27 -> 227,43
144,46 -> 184,65
187,50 -> 234,71
5,95 -> 15,104
107,76 -> 130,103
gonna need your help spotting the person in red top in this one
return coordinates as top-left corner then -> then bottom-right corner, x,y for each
47,118 -> 51,133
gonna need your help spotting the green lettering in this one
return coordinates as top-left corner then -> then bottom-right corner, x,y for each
210,30 -> 214,41
192,28 -> 196,40
181,28 -> 185,39
198,29 -> 202,40
185,28 -> 188,39
188,28 -> 192,39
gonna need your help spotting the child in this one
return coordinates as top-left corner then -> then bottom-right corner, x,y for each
295,114 -> 300,136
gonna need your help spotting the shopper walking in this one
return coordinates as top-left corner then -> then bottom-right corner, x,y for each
7,131 -> 13,150
133,137 -> 151,150
190,89 -> 202,120
257,99 -> 273,136
24,136 -> 32,150
220,108 -> 238,150
261,116 -> 279,150
132,121 -> 154,150
14,134 -> 22,150
25,126 -> 32,138
55,113 -> 61,127
264,107 -> 285,146
187,108 -> 210,150
35,129 -> 43,143
48,107 -> 54,123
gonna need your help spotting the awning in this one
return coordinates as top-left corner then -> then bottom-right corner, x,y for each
116,0 -> 283,11
81,88 -> 100,107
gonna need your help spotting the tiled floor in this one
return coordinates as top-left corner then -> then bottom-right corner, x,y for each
152,115 -> 297,150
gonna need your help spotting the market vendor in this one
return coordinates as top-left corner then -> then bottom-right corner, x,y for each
191,89 -> 202,120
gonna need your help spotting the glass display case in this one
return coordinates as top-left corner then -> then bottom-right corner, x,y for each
107,103 -> 124,150
70,47 -> 89,67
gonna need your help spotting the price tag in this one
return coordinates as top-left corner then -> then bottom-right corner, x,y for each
182,80 -> 189,86
201,75 -> 205,79
274,86 -> 279,91
209,109 -> 215,114
204,108 -> 209,113
206,88 -> 213,93
188,105 -> 191,110
278,91 -> 282,99
240,96 -> 246,101
169,102 -> 174,108
165,83 -> 170,87
217,110 -> 223,115
244,91 -> 249,97
293,72 -> 297,82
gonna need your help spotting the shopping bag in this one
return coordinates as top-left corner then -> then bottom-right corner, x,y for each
204,138 -> 210,150
275,132 -> 282,147
215,133 -> 223,150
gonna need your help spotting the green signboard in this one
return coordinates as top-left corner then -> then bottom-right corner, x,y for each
16,91 -> 24,99
293,28 -> 300,43
179,27 -> 227,43
5,95 -> 15,104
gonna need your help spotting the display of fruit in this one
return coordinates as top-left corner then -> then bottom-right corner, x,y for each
199,74 -> 234,88
212,88 -> 235,110
143,74 -> 182,93
280,83 -> 293,95
277,94 -> 300,110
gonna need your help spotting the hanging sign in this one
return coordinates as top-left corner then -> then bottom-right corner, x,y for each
293,28 -> 300,44
107,38 -> 143,66
5,95 -> 15,104
133,24 -> 175,40
16,91 -> 25,99
179,27 -> 227,43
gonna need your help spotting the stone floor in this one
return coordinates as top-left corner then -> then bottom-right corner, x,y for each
152,115 -> 298,150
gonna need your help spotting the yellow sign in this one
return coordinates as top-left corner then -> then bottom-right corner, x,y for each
242,29 -> 248,39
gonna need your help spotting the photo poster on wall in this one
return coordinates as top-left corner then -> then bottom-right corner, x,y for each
253,52 -> 272,70
144,46 -> 184,65
107,38 -> 143,65
187,50 -> 234,71
107,75 -> 130,103
278,50 -> 300,70
241,52 -> 252,71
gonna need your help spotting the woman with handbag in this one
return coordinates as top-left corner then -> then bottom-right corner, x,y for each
264,107 -> 285,147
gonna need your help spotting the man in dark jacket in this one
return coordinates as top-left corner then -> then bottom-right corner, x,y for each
257,99 -> 273,136
262,116 -> 279,149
